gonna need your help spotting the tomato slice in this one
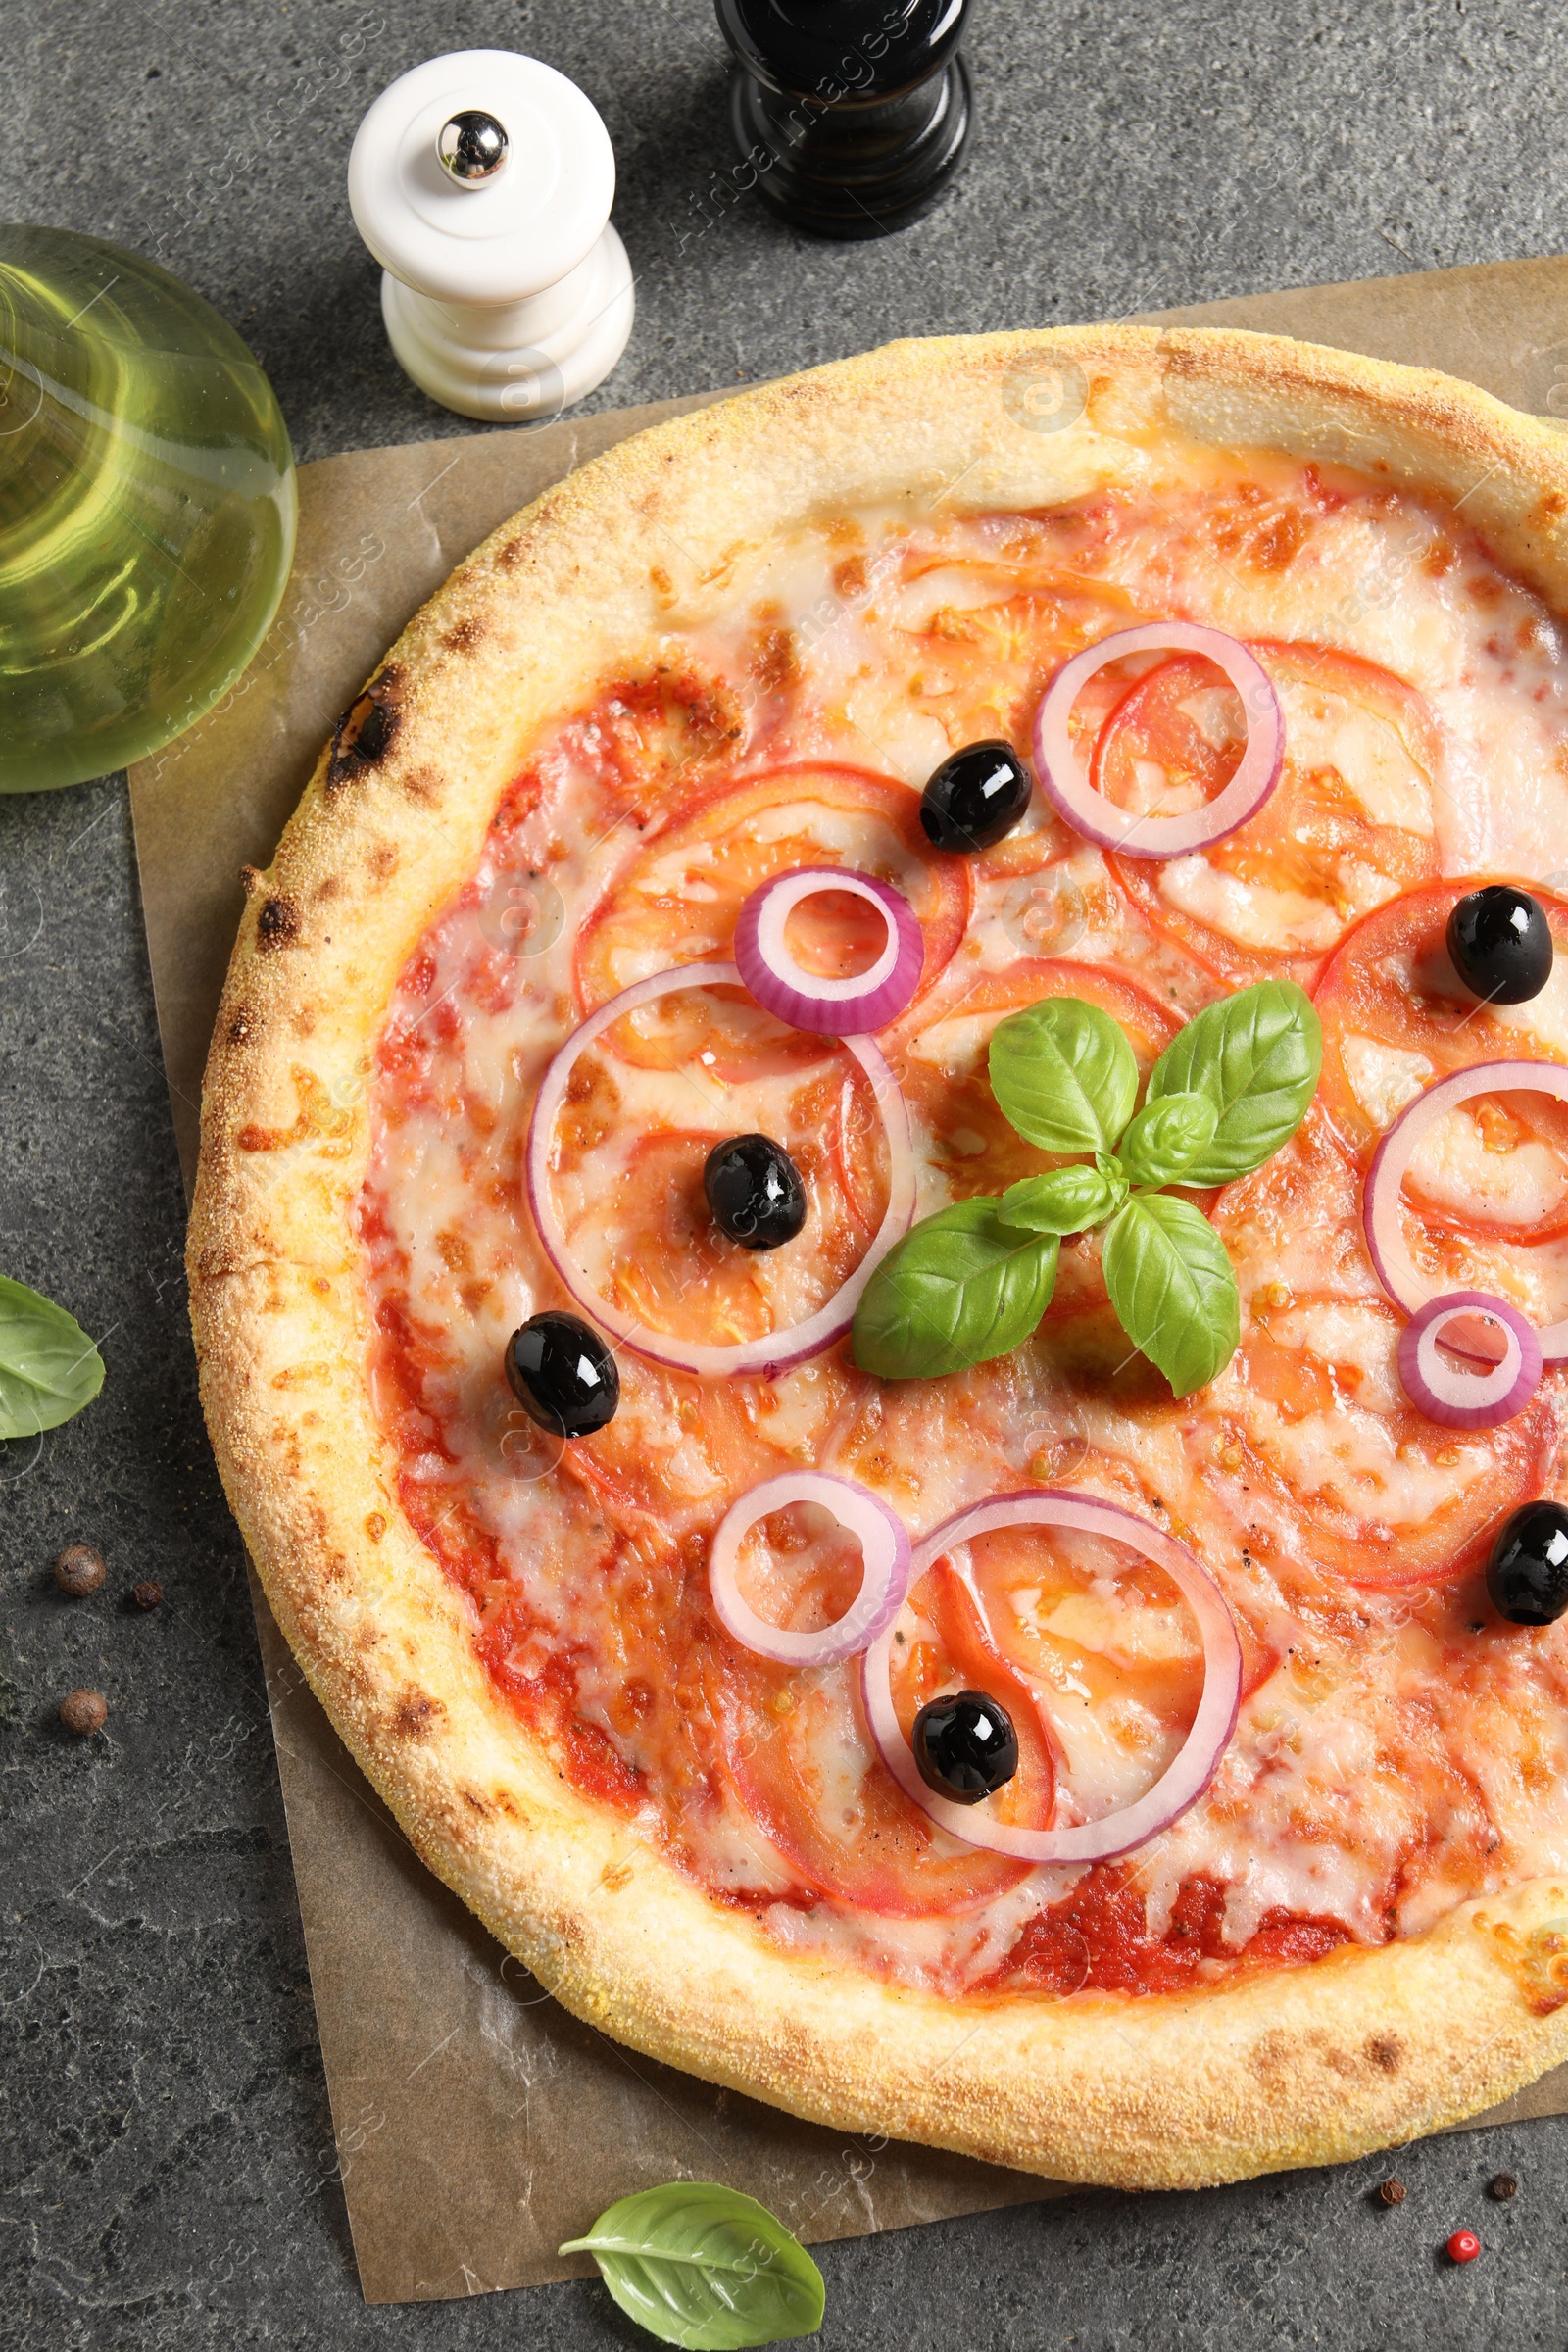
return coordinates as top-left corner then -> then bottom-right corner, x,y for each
564,1355 -> 857,1544
548,1016 -> 890,1355
870,565 -> 1229,881
1186,1114 -> 1562,1587
566,663 -> 751,805
885,952 -> 1185,1204
874,560 -> 1141,789
575,763 -> 970,1012
1200,1285 -> 1558,1588
1313,879 -> 1568,1314
1316,879 -> 1568,1151
1091,650 -> 1248,822
582,981 -> 834,1085
1108,642 -> 1445,983
715,1558 -> 1044,1917
1213,1108 -> 1382,1309
958,1522 -> 1206,1820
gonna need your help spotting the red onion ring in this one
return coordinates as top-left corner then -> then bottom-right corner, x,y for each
734,866 -> 924,1035
710,1471 -> 911,1667
861,1490 -> 1242,1865
1032,622 -> 1284,859
1396,1290 -> 1543,1429
1363,1059 -> 1568,1361
525,962 -> 916,1379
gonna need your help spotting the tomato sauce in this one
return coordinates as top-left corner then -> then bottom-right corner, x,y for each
990,1871 -> 1352,1997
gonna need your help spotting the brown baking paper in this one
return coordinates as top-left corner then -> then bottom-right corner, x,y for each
129,257 -> 1568,2305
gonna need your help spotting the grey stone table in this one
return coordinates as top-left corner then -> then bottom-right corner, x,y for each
5,2 -> 1568,2345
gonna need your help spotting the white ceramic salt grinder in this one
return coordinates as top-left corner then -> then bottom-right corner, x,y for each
348,48 -> 634,422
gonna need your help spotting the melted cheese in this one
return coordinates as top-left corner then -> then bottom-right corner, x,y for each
1343,1033 -> 1434,1127
362,445 -> 1568,1999
1275,676 -> 1435,835
1157,857 -> 1346,954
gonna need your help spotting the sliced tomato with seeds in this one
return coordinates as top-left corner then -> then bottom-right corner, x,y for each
876,570 -> 1163,881
1109,643 -> 1445,984
717,1556 -> 1050,1916
957,1522 -> 1208,1825
1091,650 -> 1248,825
577,665 -> 750,803
583,980 -> 836,1085
1203,1287 -> 1559,1588
557,1116 -> 873,1356
883,564 -> 1141,771
887,954 -> 1184,1206
956,1509 -> 1280,1815
543,945 -> 895,1359
1313,880 -> 1568,1316
1212,1109 -> 1382,1310
1315,879 -> 1568,1154
575,763 -> 970,1011
1204,1121 -> 1562,1585
564,1359 -> 829,1545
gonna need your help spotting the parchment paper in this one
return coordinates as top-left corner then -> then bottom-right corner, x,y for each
128,255 -> 1568,2305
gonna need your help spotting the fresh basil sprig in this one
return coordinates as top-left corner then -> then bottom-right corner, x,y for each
989,997 -> 1138,1152
1000,1158 -> 1126,1234
849,1198 -> 1058,1381
852,979 -> 1319,1398
1143,979 -> 1322,1184
0,1275 -> 105,1441
1102,1191 -> 1240,1397
560,2180 -> 825,2348
1117,1091 -> 1217,1188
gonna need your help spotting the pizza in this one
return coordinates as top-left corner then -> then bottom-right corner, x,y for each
189,325 -> 1568,2191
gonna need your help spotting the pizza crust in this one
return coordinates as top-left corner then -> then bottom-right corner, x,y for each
190,325 -> 1568,2189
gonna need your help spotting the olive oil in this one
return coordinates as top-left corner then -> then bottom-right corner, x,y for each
0,226 -> 295,792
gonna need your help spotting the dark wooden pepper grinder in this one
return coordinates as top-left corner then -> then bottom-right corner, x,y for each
713,0 -> 973,240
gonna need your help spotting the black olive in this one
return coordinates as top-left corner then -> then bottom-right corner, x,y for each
1446,884 -> 1553,1005
912,1688 -> 1019,1804
703,1133 -> 808,1250
920,740 -> 1033,854
1486,1498 -> 1568,1625
505,1311 -> 619,1438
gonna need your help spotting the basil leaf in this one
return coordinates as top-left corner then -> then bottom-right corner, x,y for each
852,1199 -> 1058,1380
1001,1161 -> 1126,1235
988,997 -> 1139,1153
0,1275 -> 105,1440
560,2181 -> 825,2349
1144,980 -> 1321,1184
1101,1194 -> 1240,1398
1118,1091 -> 1219,1188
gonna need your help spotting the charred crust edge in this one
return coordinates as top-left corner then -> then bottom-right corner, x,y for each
328,664 -> 406,789
256,895 -> 301,950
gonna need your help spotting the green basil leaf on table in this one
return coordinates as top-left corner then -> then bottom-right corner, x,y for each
1101,1193 -> 1240,1398
1000,1160 -> 1127,1235
0,1275 -> 105,1440
1117,1091 -> 1219,1188
560,2180 -> 826,2349
988,996 -> 1140,1154
852,1198 -> 1058,1380
1144,980 -> 1321,1184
